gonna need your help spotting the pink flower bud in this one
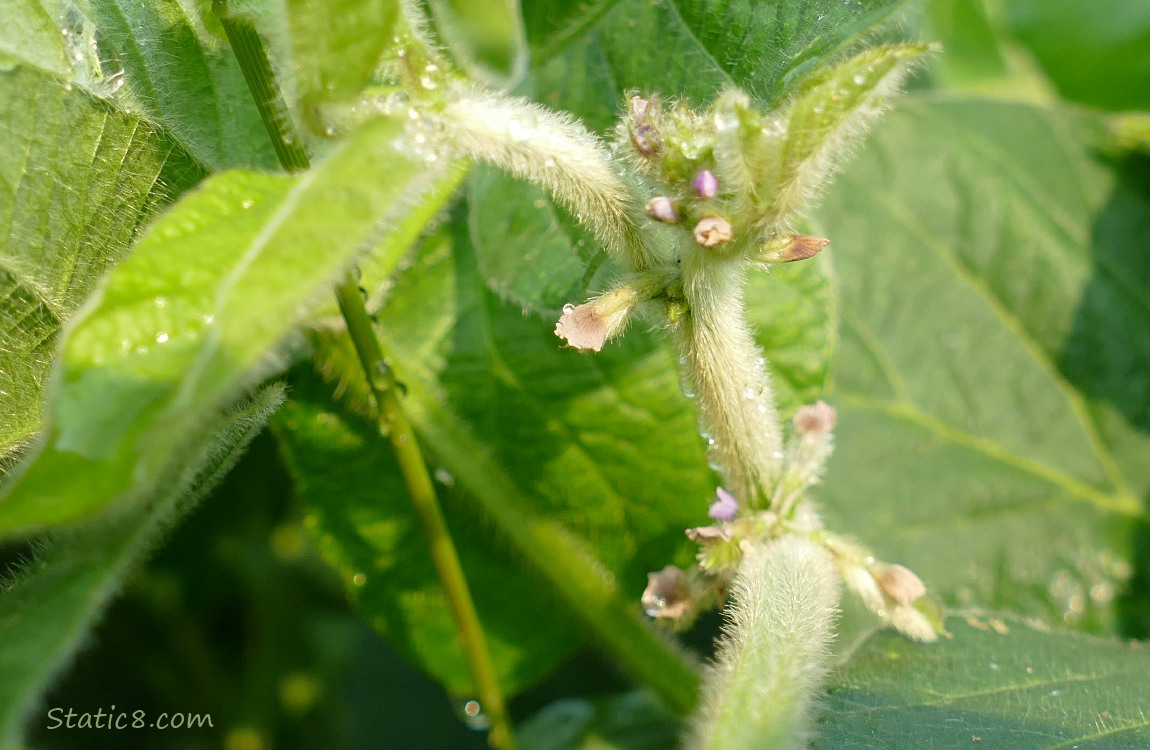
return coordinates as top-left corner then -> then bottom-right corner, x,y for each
693,216 -> 731,247
873,563 -> 926,607
793,401 -> 836,435
758,235 -> 830,264
692,169 -> 718,199
645,196 -> 679,223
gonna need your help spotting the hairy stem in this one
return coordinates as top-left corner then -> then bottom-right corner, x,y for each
676,246 -> 783,505
689,537 -> 839,750
442,87 -> 662,271
214,6 -> 515,747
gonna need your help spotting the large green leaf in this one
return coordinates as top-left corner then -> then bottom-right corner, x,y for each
813,98 -> 1150,634
524,0 -> 912,126
0,116 -> 444,534
0,64 -> 202,470
1005,0 -> 1150,112
820,615 -> 1150,748
0,384 -> 283,750
86,0 -> 279,169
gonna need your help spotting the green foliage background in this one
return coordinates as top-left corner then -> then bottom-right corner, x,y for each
0,0 -> 1147,748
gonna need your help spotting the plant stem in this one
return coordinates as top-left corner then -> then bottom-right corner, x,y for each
214,6 -> 516,747
213,2 -> 309,173
676,246 -> 783,506
334,278 -> 516,750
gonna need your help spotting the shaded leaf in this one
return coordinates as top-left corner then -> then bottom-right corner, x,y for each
424,0 -> 527,85
0,64 -> 202,469
813,98 -> 1150,633
820,615 -> 1150,748
517,690 -> 678,750
0,384 -> 283,750
87,0 -> 279,169
0,116 -> 444,534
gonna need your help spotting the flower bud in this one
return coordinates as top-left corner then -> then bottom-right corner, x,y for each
554,284 -> 641,352
758,235 -> 830,264
641,565 -> 691,619
645,196 -> 679,223
793,401 -> 836,435
692,169 -> 718,199
873,563 -> 926,607
693,216 -> 732,247
630,124 -> 661,156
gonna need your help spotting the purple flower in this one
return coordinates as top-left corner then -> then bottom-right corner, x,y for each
708,487 -> 738,521
692,169 -> 718,199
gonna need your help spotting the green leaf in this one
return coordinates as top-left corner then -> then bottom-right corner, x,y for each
517,691 -> 678,750
271,0 -> 398,107
820,615 -> 1150,747
85,0 -> 279,169
812,98 -> 1150,633
523,0 -> 913,126
0,116 -> 443,534
1005,0 -> 1150,112
0,64 -> 202,469
424,0 -> 527,85
0,384 -> 283,750
467,167 -> 612,316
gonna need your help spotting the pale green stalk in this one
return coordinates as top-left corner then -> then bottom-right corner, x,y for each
688,538 -> 840,750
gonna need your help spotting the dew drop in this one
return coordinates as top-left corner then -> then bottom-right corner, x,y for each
679,371 -> 697,399
543,157 -> 556,168
241,199 -> 254,209
419,63 -> 439,90
562,303 -> 576,314
154,296 -> 168,308
706,445 -> 723,472
434,468 -> 456,487
455,699 -> 489,730
351,573 -> 367,586
61,28 -> 69,36
852,73 -> 866,85
155,332 -> 169,344
742,386 -> 757,399
772,450 -> 783,459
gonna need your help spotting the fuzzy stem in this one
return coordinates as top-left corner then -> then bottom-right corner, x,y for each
215,7 -> 516,747
213,1 -> 309,172
676,246 -> 783,505
689,537 -> 840,750
441,87 -> 661,271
